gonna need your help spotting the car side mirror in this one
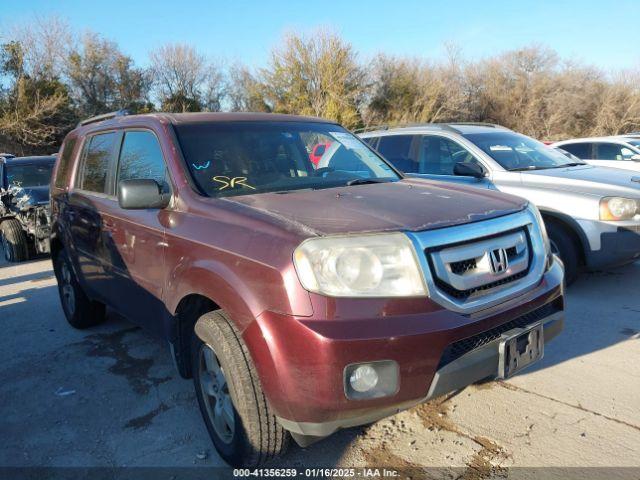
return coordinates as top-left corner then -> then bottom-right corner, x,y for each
631,154 -> 640,162
118,179 -> 170,210
453,162 -> 486,179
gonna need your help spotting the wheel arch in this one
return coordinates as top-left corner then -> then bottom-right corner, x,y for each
167,262 -> 262,379
538,207 -> 587,265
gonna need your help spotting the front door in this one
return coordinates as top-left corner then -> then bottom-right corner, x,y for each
410,135 -> 493,188
107,130 -> 171,336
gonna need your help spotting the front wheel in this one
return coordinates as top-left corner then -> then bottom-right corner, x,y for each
546,222 -> 579,285
192,310 -> 289,467
0,219 -> 29,262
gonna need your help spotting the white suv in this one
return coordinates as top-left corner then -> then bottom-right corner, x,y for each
359,123 -> 640,283
553,137 -> 640,172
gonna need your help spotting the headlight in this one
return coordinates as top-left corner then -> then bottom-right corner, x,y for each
599,197 -> 638,221
528,203 -> 553,269
293,233 -> 427,297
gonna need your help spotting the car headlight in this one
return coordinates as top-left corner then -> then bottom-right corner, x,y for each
293,233 -> 427,297
528,203 -> 553,269
599,197 -> 638,221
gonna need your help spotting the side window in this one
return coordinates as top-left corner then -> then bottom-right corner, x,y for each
561,143 -> 591,159
376,135 -> 417,172
595,143 -> 625,161
421,136 -> 480,175
54,137 -> 77,188
363,137 -> 378,149
78,132 -> 117,194
621,147 -> 635,160
117,131 -> 169,190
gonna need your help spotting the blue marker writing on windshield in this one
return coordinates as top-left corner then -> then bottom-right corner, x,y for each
192,161 -> 211,170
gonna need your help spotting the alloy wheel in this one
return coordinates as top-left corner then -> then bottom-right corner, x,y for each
198,344 -> 235,444
60,261 -> 76,317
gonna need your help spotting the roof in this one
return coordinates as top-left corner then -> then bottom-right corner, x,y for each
553,136 -> 640,145
358,122 -> 510,137
77,111 -> 336,130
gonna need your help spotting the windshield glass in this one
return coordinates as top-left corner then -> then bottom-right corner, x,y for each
627,140 -> 640,149
463,131 -> 584,171
174,122 -> 399,197
5,162 -> 54,187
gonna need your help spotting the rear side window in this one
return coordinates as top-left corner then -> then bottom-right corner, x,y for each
54,138 -> 77,188
78,132 -> 117,194
561,143 -> 592,159
117,131 -> 168,190
376,135 -> 417,172
595,143 -> 629,161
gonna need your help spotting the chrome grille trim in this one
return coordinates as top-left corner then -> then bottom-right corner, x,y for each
405,206 -> 546,314
430,229 -> 529,292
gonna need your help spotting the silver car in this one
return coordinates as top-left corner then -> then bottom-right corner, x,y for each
359,123 -> 640,283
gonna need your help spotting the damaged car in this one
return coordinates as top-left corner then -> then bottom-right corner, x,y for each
0,155 -> 56,262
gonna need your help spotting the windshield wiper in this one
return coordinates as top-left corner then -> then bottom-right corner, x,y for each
345,178 -> 387,186
507,166 -> 544,171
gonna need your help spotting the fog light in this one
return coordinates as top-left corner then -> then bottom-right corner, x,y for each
349,365 -> 379,392
344,360 -> 399,400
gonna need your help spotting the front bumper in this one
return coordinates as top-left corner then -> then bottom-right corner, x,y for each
244,261 -> 565,442
584,223 -> 640,269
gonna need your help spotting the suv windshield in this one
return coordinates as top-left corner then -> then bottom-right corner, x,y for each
174,122 -> 399,197
463,132 -> 584,171
5,163 -> 54,188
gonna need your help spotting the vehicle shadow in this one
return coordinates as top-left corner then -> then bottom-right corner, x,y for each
522,260 -> 640,373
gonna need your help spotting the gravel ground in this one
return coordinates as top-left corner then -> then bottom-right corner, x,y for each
1,255 -> 639,474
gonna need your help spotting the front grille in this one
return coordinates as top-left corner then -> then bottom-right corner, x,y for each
426,227 -> 531,301
450,258 -> 477,275
437,302 -> 558,369
434,270 -> 528,300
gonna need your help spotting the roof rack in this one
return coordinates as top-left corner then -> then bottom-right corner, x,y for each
354,123 -> 459,134
445,122 -> 505,129
77,109 -> 130,127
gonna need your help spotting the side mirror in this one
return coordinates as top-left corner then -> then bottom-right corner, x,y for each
118,179 -> 170,210
453,161 -> 486,179
631,154 -> 640,162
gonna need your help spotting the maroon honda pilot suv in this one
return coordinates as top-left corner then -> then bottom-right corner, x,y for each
50,112 -> 564,466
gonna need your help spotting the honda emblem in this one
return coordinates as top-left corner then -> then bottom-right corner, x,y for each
488,248 -> 508,275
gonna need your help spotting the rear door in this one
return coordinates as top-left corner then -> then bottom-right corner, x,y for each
108,130 -> 170,335
67,131 -> 121,302
591,142 -> 640,171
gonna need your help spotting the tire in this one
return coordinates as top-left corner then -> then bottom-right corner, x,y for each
546,221 -> 579,285
53,251 -> 106,329
192,310 -> 289,467
0,218 -> 29,262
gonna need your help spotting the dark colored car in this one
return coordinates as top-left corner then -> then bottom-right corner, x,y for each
0,155 -> 56,262
50,112 -> 564,466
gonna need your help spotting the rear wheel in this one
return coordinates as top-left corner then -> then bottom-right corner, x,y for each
546,221 -> 579,285
0,218 -> 29,262
53,251 -> 106,329
192,310 -> 289,467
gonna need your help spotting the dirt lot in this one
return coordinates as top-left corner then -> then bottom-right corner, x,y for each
1,255 -> 639,473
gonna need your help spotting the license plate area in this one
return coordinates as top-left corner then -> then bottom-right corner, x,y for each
498,324 -> 544,379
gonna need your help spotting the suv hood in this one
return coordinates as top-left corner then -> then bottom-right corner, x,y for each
226,178 -> 527,236
523,164 -> 640,197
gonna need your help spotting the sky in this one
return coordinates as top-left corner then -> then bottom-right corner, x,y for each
1,0 -> 637,71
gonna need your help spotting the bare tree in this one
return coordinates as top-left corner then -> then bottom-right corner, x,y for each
227,64 -> 270,112
4,15 -> 72,81
148,43 -> 224,112
66,32 -> 150,115
259,31 -> 366,129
